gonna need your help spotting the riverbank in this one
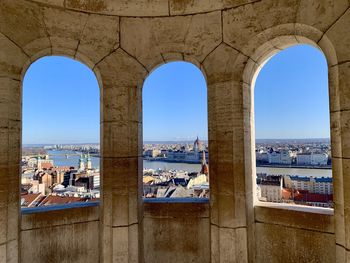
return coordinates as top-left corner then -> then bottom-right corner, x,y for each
256,164 -> 331,170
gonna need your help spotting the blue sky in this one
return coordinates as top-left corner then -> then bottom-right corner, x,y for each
254,44 -> 329,139
22,44 -> 330,144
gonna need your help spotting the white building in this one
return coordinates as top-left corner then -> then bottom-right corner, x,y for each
259,176 -> 283,202
296,153 -> 312,165
311,153 -> 328,166
268,151 -> 293,165
256,151 -> 268,163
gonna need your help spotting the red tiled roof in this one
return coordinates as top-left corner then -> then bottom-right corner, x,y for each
294,191 -> 333,203
41,163 -> 53,169
21,193 -> 41,207
40,195 -> 84,206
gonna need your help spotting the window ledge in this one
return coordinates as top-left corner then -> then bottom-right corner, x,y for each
255,201 -> 333,215
21,201 -> 100,215
143,197 -> 209,204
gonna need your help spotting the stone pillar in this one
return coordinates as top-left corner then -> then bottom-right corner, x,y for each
0,78 -> 21,263
203,44 -> 249,263
0,31 -> 28,263
320,8 -> 350,262
97,49 -> 146,262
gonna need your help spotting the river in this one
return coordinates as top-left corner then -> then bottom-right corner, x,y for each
48,150 -> 332,178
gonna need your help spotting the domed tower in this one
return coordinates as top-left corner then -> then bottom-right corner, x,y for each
193,136 -> 202,152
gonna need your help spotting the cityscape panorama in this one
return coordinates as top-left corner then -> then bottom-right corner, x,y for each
21,44 -> 333,209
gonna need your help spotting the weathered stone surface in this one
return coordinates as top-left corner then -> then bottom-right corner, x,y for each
255,222 -> 335,263
76,14 -> 119,66
21,218 -> 99,263
0,0 -> 50,57
255,206 -> 334,233
202,43 -> 240,85
42,6 -> 88,56
0,35 -> 28,79
297,0 -> 349,34
169,0 -> 253,15
252,0 -> 299,30
102,157 -> 140,226
223,3 -> 263,56
121,12 -> 222,71
325,9 -> 350,64
338,62 -> 350,112
96,48 -> 147,88
21,206 -> 99,230
66,0 -> 169,17
339,110 -> 350,159
143,203 -> 210,263
32,0 -> 65,6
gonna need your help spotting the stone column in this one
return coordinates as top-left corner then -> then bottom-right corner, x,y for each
97,49 -> 146,262
0,31 -> 28,263
203,44 -> 250,263
320,8 -> 350,262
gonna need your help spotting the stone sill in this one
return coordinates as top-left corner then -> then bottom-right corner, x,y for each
143,197 -> 209,203
20,198 -> 209,215
255,202 -> 334,234
21,201 -> 100,215
255,201 -> 334,215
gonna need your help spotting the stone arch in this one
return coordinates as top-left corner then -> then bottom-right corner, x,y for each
143,53 -> 207,88
241,23 -> 341,261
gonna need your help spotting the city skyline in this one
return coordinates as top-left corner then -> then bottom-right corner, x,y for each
23,44 -> 330,144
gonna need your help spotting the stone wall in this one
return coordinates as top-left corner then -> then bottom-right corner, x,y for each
0,0 -> 349,262
21,206 -> 99,263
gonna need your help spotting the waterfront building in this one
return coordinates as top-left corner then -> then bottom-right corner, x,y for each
267,150 -> 293,165
256,150 -> 268,163
311,153 -> 328,166
296,153 -> 312,165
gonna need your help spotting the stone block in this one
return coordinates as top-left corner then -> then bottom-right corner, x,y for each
0,34 -> 27,79
121,12 -> 221,71
77,14 -> 119,65
0,0 -> 50,57
297,0 -> 349,34
223,3 -> 263,57
102,121 -> 141,158
102,85 -> 141,123
202,43 -> 240,85
169,0 -> 252,15
338,62 -> 350,111
325,9 -> 350,63
66,0 -> 169,17
96,48 -> 147,88
219,227 -> 248,263
42,6 -> 88,56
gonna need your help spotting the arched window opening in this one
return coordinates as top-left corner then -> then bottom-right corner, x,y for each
21,56 -> 100,209
254,45 -> 332,208
142,62 -> 209,199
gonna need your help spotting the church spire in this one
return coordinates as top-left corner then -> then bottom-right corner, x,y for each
200,150 -> 209,176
